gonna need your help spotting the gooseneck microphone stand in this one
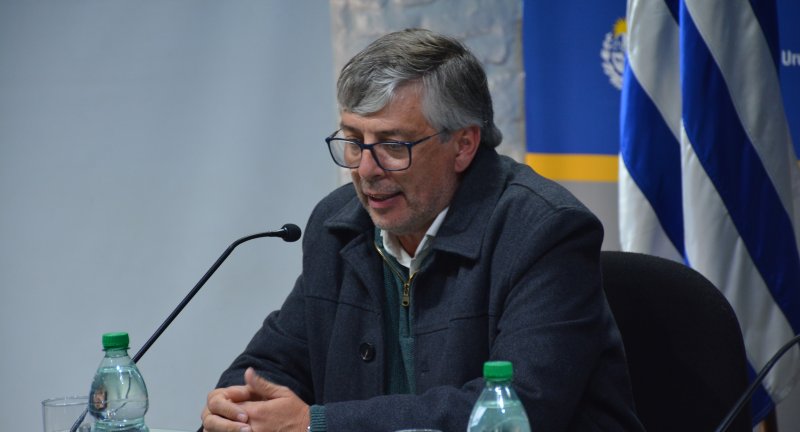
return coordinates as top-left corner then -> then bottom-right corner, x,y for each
68,224 -> 301,432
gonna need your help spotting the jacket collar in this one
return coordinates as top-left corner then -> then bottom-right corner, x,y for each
432,146 -> 505,261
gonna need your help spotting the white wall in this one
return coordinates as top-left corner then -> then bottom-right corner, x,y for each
0,2 -> 336,431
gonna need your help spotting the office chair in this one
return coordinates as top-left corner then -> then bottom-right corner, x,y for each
600,251 -> 752,432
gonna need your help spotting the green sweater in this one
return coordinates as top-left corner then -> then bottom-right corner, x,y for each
376,236 -> 417,394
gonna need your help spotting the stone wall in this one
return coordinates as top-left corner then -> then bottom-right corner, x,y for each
329,0 -> 525,162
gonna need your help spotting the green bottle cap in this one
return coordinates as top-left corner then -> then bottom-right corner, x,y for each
101,332 -> 130,350
483,360 -> 513,381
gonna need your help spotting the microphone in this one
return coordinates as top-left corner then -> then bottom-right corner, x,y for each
69,223 -> 301,432
133,223 -> 301,362
273,223 -> 302,242
714,333 -> 800,432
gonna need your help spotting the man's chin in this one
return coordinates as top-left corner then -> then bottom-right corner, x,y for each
367,212 -> 407,235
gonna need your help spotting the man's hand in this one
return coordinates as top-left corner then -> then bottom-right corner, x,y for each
202,367 -> 310,432
202,382 -> 252,432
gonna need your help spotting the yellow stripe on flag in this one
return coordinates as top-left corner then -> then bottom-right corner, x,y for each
525,153 -> 619,182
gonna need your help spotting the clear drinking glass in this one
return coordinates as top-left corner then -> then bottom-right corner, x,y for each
42,396 -> 93,432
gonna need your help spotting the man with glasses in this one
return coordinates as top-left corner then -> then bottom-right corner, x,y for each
201,29 -> 643,432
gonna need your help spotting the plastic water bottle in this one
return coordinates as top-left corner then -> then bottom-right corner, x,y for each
467,361 -> 530,432
88,332 -> 149,432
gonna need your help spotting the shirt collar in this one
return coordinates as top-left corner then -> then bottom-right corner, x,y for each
381,207 -> 449,272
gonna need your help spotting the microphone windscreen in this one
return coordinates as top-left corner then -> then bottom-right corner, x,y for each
281,224 -> 302,242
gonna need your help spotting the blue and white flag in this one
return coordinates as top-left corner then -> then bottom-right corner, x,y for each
620,0 -> 800,423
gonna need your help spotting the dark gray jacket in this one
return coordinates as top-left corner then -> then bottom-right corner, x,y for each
216,147 -> 643,431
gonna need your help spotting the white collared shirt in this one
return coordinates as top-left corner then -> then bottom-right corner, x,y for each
380,207 -> 449,274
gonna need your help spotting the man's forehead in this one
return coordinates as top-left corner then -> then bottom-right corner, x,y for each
339,111 -> 429,137
338,120 -> 405,136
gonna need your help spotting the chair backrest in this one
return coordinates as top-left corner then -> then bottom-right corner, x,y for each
600,251 -> 752,432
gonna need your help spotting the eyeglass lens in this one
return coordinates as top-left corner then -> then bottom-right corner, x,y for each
329,139 -> 411,171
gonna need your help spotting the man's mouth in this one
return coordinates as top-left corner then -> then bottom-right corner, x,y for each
367,192 -> 401,202
362,189 -> 403,210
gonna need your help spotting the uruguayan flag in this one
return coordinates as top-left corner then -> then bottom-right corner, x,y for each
620,0 -> 800,423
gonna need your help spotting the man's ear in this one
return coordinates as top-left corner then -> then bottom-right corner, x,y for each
453,125 -> 481,173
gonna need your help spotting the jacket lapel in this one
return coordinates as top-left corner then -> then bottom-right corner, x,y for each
324,191 -> 385,310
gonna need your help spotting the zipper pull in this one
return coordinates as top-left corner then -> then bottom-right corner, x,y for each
402,272 -> 417,308
402,281 -> 411,307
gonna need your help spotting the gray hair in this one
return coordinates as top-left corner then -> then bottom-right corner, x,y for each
336,29 -> 502,148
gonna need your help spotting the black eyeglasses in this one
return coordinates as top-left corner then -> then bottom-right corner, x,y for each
325,130 -> 444,172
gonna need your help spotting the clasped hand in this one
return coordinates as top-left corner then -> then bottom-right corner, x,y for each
202,367 -> 310,432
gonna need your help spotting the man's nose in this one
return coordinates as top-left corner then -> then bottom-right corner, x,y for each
357,148 -> 384,178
